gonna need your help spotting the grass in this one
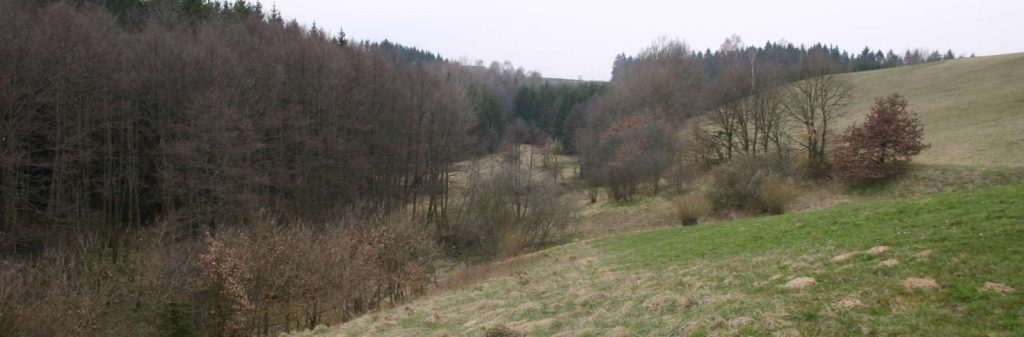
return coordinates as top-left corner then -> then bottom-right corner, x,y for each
298,184 -> 1024,337
292,55 -> 1024,336
835,53 -> 1024,167
843,163 -> 1024,197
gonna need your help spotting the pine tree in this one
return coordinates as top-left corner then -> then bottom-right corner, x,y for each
334,27 -> 348,47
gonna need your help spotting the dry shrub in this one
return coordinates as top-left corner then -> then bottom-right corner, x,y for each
0,236 -> 120,337
196,216 -> 438,335
708,155 -> 793,212
368,217 -> 441,303
759,178 -> 801,214
675,193 -> 712,226
497,228 -> 529,258
449,162 -> 576,256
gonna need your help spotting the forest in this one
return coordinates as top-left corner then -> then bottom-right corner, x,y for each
0,1 -> 957,336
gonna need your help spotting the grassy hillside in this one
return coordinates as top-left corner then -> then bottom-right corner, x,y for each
836,53 -> 1024,167
300,184 -> 1024,337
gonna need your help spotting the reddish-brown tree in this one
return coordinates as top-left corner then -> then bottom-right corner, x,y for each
831,94 -> 929,180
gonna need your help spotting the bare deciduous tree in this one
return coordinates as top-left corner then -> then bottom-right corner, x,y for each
783,54 -> 853,174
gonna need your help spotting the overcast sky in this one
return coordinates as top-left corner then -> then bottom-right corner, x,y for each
269,0 -> 1024,81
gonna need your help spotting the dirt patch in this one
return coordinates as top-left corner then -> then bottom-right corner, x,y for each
831,251 -> 859,262
903,277 -> 939,291
835,298 -> 864,310
784,260 -> 811,271
978,282 -> 1016,294
866,246 -> 891,255
913,249 -> 935,259
783,277 -> 816,289
876,259 -> 900,268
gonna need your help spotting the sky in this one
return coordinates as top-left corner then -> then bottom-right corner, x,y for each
269,0 -> 1024,81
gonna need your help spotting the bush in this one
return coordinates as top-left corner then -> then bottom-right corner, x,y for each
580,114 -> 675,202
708,155 -> 791,211
675,193 -> 712,226
448,162 -> 575,256
832,94 -> 929,181
759,178 -> 801,214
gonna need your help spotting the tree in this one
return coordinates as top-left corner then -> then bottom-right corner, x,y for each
943,49 -> 955,60
831,94 -> 929,181
784,54 -> 853,175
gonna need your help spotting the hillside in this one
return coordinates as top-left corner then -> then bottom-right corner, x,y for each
836,53 -> 1024,167
299,184 -> 1024,337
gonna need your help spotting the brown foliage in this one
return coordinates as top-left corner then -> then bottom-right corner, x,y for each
581,114 -> 675,202
831,94 -> 929,181
0,216 -> 438,337
448,157 -> 575,257
0,0 -> 474,245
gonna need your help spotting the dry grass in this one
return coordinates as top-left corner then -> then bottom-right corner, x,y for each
293,184 -> 1024,337
835,53 -> 1024,167
433,251 -> 550,294
759,178 -> 801,214
674,193 -> 713,225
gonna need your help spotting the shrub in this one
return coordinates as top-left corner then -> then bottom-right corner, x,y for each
707,155 -> 790,211
832,94 -> 929,181
448,162 -> 575,256
675,193 -> 712,226
580,114 -> 675,202
759,178 -> 801,214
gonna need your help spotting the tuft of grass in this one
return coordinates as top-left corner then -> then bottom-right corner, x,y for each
759,177 -> 801,215
675,192 -> 713,226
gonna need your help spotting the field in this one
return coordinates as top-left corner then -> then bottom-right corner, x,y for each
290,54 -> 1024,337
835,53 -> 1024,167
299,184 -> 1024,337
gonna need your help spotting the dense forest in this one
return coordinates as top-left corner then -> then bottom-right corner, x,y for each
0,1 -> 960,336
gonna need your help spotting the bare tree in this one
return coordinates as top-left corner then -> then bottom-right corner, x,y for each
783,57 -> 853,174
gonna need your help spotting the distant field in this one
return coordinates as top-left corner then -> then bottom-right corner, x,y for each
299,184 -> 1024,337
835,53 -> 1024,167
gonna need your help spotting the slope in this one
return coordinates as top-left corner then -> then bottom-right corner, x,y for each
835,53 -> 1024,167
300,184 -> 1024,337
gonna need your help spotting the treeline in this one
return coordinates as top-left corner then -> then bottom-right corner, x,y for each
463,63 -> 605,153
511,83 -> 604,153
613,36 -> 966,83
0,0 -> 472,242
0,1 -> 582,336
579,36 -> 944,207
